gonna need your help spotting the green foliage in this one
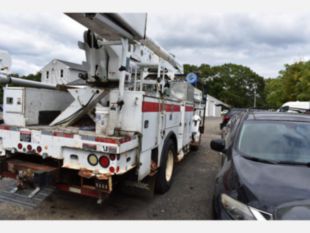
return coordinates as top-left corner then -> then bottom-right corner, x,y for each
265,61 -> 310,109
22,72 -> 41,82
264,78 -> 285,109
183,63 -> 265,108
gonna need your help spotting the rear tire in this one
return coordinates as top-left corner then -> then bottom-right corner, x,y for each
155,139 -> 176,194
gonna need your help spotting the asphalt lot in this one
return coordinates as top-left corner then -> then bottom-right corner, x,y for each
0,117 -> 222,220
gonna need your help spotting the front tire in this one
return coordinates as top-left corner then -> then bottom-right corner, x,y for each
155,139 -> 176,194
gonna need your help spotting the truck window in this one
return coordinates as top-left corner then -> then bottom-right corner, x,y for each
6,97 -> 13,105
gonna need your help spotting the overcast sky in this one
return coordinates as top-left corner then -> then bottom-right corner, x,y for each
1,12 -> 310,78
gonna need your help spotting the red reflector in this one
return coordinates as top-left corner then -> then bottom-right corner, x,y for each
109,154 -> 116,161
99,156 -> 110,168
95,137 -> 117,144
116,166 -> 120,173
37,146 -> 42,153
17,143 -> 23,150
27,145 -> 32,151
53,132 -> 74,138
109,167 -> 115,173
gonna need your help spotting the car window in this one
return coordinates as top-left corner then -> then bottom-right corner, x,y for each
224,113 -> 243,147
237,120 -> 310,163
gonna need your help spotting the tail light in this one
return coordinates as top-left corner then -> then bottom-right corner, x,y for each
88,154 -> 98,166
17,143 -> 23,150
27,144 -> 32,151
37,146 -> 42,153
99,156 -> 110,168
223,115 -> 230,122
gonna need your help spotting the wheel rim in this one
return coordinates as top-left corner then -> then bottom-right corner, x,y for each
165,150 -> 174,182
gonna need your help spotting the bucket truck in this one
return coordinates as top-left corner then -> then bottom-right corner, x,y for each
0,13 -> 206,204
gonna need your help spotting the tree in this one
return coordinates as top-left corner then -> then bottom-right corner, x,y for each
183,64 -> 210,93
265,78 -> 285,109
205,63 -> 265,108
183,64 -> 199,74
22,72 -> 41,82
265,61 -> 310,109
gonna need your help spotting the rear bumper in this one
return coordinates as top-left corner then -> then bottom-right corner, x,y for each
0,157 -> 113,199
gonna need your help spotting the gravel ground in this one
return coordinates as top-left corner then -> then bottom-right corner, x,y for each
0,117 -> 222,220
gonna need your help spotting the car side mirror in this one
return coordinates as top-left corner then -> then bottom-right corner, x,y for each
210,139 -> 226,152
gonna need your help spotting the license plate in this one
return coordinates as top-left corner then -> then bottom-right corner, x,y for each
20,131 -> 32,142
95,181 -> 109,191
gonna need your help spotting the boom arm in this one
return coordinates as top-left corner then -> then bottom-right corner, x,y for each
65,13 -> 183,73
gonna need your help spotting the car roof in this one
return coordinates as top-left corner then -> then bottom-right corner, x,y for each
230,108 -> 246,111
246,111 -> 310,122
246,111 -> 310,123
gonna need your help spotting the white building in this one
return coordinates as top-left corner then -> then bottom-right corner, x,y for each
205,94 -> 229,117
41,59 -> 86,85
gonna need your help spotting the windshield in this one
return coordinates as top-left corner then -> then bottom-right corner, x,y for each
237,120 -> 310,164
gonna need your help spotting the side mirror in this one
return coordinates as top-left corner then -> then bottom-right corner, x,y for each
210,139 -> 226,152
221,109 -> 228,115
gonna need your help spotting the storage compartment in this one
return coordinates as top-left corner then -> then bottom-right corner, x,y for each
3,87 -> 74,127
95,105 -> 110,134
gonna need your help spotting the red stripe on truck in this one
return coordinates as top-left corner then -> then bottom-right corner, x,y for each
52,132 -> 74,138
165,104 -> 181,112
95,137 -> 118,144
0,125 -> 10,130
142,102 -> 181,112
95,135 -> 132,144
185,106 -> 194,112
142,102 -> 160,112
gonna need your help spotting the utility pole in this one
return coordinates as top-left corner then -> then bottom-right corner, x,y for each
253,84 -> 257,108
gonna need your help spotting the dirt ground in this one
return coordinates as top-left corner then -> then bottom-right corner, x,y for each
0,117 -> 222,220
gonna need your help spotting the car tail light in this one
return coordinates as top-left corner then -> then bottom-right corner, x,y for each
109,154 -> 116,161
27,144 -> 32,151
88,154 -> 98,166
17,143 -> 23,150
223,115 -> 230,121
99,156 -> 110,168
37,146 -> 42,153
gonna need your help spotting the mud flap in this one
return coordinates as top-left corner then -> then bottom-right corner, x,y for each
119,176 -> 155,199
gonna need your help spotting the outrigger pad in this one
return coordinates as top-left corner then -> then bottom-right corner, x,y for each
0,178 -> 55,208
